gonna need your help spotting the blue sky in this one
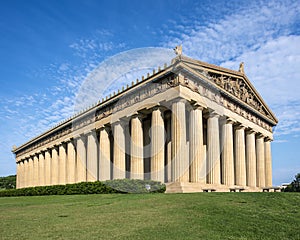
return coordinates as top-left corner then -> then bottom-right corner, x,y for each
0,0 -> 299,185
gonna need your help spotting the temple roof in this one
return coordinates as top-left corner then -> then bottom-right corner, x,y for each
13,54 -> 277,154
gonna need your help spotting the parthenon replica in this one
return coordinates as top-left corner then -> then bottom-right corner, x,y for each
13,49 -> 278,192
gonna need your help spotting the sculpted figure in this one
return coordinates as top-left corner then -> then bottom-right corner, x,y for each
239,62 -> 245,74
174,45 -> 182,56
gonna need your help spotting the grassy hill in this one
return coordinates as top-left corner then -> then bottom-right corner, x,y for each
0,193 -> 299,239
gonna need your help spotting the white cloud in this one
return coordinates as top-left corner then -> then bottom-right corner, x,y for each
161,0 -> 300,137
221,35 -> 300,137
162,0 -> 299,64
74,47 -> 174,111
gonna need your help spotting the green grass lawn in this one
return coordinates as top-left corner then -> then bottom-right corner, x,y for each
0,193 -> 299,240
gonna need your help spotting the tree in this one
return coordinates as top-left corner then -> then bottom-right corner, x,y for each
0,175 -> 16,189
284,173 -> 300,192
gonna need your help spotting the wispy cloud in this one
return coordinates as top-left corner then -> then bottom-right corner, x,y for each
222,35 -> 300,137
162,0 -> 299,64
161,0 -> 300,138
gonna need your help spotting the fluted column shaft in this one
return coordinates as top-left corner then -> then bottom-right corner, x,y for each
28,157 -> 33,187
21,160 -> 26,188
33,155 -> 39,187
59,144 -> 67,185
20,162 -> 24,188
16,163 -> 20,189
39,153 -> 45,186
165,114 -> 172,182
189,106 -> 205,183
246,130 -> 256,187
131,115 -> 144,179
67,141 -> 76,183
113,122 -> 126,179
87,132 -> 98,182
207,113 -> 220,184
265,140 -> 272,187
16,162 -> 20,188
23,160 -> 28,187
221,119 -> 234,186
256,135 -> 265,187
151,107 -> 165,182
99,127 -> 111,180
171,99 -> 188,182
77,136 -> 87,182
235,126 -> 246,186
45,150 -> 51,186
51,148 -> 59,185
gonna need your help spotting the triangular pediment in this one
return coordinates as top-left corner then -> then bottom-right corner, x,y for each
173,56 -> 278,125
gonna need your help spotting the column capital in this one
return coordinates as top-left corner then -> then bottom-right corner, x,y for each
99,124 -> 111,133
191,102 -> 205,111
40,148 -> 47,153
171,97 -> 187,105
205,110 -> 220,119
52,145 -> 59,151
234,123 -> 246,130
84,128 -> 96,135
264,137 -> 272,142
152,105 -> 165,113
256,133 -> 265,139
62,138 -> 71,144
221,117 -> 235,124
131,112 -> 145,120
245,128 -> 257,135
111,119 -> 127,128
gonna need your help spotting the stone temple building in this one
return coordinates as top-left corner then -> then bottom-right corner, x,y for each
13,49 -> 278,192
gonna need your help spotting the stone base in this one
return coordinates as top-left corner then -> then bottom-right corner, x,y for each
165,182 -> 262,193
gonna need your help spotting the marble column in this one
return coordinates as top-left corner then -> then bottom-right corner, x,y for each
87,131 -> 98,182
16,163 -> 20,189
33,155 -> 39,187
113,121 -> 126,179
265,139 -> 272,187
130,115 -> 144,179
235,125 -> 247,186
16,162 -> 20,188
16,161 -> 24,188
246,130 -> 256,187
189,105 -> 205,183
165,113 -> 172,182
151,107 -> 165,183
256,134 -> 265,188
24,160 -> 28,187
39,152 -> 45,186
67,140 -> 76,184
21,161 -> 25,188
51,147 -> 59,185
221,118 -> 235,186
77,136 -> 87,182
45,150 -> 51,186
99,127 -> 111,181
207,112 -> 220,184
59,144 -> 67,185
171,98 -> 188,182
28,157 -> 33,187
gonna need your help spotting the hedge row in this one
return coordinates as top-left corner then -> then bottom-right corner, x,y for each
0,179 -> 166,197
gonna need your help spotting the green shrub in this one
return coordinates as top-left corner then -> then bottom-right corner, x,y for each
0,179 -> 165,197
103,179 -> 166,193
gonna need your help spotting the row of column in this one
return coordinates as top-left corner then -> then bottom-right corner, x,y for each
16,98 -> 273,189
216,117 -> 272,188
17,128 -> 112,188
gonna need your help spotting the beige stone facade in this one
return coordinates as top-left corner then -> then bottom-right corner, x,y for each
13,54 -> 278,192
